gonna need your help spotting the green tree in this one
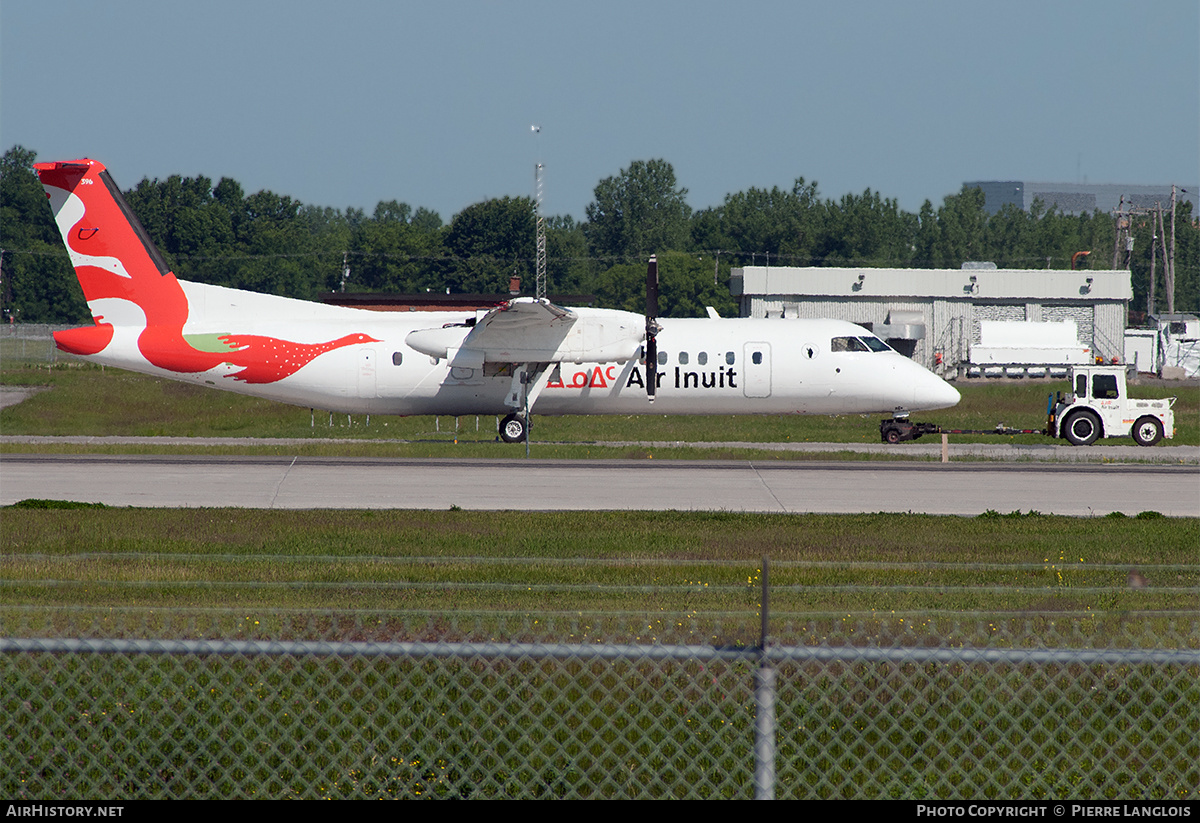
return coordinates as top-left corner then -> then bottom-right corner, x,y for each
692,178 -> 823,266
1129,200 -> 1198,314
912,200 -> 939,267
0,146 -> 87,324
981,203 -> 1032,268
817,188 -> 915,266
1172,200 -> 1199,313
125,174 -> 235,261
353,200 -> 444,293
443,196 -> 535,293
301,205 -> 358,293
929,186 -> 989,267
593,251 -> 735,318
545,215 -> 593,296
585,159 -> 692,260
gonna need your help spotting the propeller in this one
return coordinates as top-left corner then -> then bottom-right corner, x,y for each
645,255 -> 661,402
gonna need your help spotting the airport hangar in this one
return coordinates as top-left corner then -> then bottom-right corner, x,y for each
730,265 -> 1131,377
964,181 -> 1197,216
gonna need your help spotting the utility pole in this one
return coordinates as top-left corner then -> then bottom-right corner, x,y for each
1167,185 -> 1178,315
1112,197 -> 1130,269
1111,195 -> 1174,315
1148,208 -> 1157,315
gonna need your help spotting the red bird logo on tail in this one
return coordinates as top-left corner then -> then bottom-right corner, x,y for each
36,159 -> 378,383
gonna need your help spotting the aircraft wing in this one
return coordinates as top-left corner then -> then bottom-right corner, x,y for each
405,298 -> 642,366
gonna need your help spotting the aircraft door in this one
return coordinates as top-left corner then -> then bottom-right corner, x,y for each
357,349 -> 377,398
743,342 -> 771,398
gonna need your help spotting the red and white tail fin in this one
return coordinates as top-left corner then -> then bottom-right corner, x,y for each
35,158 -> 182,355
36,159 -> 378,383
36,159 -> 172,283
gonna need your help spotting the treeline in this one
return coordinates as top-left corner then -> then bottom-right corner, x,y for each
2,147 -> 1195,325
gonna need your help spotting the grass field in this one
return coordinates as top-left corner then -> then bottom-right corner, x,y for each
4,364 -> 1196,629
5,507 -> 1197,639
3,362 -> 1198,799
4,507 -> 1198,799
2,362 -> 1197,455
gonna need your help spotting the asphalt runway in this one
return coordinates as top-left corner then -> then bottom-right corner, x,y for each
2,454 -> 1197,516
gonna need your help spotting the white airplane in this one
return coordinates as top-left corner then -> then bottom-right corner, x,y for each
35,158 -> 960,442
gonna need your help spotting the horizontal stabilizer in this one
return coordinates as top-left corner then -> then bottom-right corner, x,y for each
53,323 -> 115,356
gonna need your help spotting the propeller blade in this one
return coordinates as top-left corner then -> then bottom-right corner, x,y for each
646,255 -> 659,403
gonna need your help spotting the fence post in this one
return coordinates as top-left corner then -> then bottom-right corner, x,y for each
754,665 -> 776,799
754,556 -> 775,799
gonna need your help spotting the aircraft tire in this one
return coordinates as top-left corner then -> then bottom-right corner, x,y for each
500,414 -> 527,443
1063,410 -> 1101,446
1131,416 -> 1163,447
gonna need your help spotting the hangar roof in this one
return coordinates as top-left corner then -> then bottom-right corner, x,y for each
730,267 -> 1132,301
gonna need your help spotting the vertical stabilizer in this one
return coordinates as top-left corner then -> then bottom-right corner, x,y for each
35,158 -> 378,382
35,158 -> 187,355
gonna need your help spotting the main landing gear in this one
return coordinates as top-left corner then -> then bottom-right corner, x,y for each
499,413 -> 528,443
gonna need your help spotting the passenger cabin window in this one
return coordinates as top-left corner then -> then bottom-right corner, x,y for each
725,351 -> 735,365
678,352 -> 689,365
697,352 -> 708,366
1093,374 -> 1119,399
657,351 -> 668,366
392,352 -> 403,366
751,351 -> 763,365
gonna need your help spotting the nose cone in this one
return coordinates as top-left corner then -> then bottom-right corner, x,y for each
914,371 -> 961,411
874,356 -> 962,414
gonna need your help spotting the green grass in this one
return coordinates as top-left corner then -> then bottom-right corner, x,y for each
3,362 -> 1198,451
4,509 -> 1197,800
4,650 -> 1197,799
4,509 -> 1196,636
3,365 -> 1197,799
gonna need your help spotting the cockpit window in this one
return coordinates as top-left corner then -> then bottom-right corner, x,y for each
830,336 -> 870,352
831,335 -> 890,352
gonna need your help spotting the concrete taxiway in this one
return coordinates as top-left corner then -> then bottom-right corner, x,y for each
2,454 -> 1196,516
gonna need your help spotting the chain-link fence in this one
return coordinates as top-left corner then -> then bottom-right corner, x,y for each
0,324 -> 75,367
3,609 -> 1197,800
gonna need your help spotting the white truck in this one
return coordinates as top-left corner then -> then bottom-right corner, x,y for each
1049,364 -> 1176,446
881,364 -> 1176,447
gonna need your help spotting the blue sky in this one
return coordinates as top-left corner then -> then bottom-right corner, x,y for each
3,1 -> 1197,221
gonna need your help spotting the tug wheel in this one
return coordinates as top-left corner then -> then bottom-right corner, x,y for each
1131,416 -> 1163,447
1063,411 -> 1100,446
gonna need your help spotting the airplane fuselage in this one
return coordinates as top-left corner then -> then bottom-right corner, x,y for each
71,280 -> 958,418
36,157 -> 961,426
